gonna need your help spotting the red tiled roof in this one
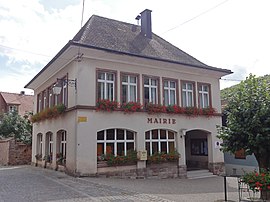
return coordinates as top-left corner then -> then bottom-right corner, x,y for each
0,92 -> 34,116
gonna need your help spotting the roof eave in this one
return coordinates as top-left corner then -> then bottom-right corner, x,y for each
72,41 -> 232,75
25,40 -> 232,90
24,40 -> 73,89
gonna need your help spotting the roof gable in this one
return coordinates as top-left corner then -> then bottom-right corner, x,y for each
0,92 -> 33,115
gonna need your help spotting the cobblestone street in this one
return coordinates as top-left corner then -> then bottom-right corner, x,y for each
0,166 -> 239,202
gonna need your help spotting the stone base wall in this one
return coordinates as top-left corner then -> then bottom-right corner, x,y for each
0,139 -> 9,165
96,162 -> 187,179
0,138 -> 31,166
209,162 -> 225,175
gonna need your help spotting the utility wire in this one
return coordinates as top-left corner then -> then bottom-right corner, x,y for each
0,44 -> 52,58
0,44 -> 71,62
163,0 -> 229,34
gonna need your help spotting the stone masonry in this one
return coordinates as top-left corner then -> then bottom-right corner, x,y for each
0,138 -> 31,165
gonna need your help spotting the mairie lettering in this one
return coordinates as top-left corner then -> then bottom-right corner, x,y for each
147,118 -> 176,124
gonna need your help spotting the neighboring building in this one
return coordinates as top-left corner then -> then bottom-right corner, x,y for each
25,9 -> 232,178
221,102 -> 258,176
0,91 -> 34,116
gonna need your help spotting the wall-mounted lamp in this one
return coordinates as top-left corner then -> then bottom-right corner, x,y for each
179,128 -> 187,138
52,78 -> 77,95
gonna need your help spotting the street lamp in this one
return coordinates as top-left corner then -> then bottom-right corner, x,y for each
52,78 -> 77,95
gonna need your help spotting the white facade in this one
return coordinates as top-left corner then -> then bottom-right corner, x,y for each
26,13 -> 231,177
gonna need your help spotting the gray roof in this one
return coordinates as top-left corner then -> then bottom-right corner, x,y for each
72,15 -> 230,73
25,14 -> 232,89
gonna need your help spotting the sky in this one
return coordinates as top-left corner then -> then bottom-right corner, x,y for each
0,0 -> 269,95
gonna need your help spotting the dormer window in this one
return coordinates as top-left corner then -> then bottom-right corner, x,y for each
9,105 -> 18,113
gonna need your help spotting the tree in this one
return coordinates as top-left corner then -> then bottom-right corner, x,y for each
218,74 -> 270,169
0,111 -> 32,145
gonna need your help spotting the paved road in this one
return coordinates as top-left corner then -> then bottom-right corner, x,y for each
0,166 -> 240,202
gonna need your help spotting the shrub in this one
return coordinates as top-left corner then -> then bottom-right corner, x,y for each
100,150 -> 137,166
96,99 -> 119,112
121,102 -> 142,112
147,150 -> 180,164
31,104 -> 66,123
145,103 -> 166,113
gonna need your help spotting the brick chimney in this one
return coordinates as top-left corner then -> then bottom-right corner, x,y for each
140,9 -> 152,39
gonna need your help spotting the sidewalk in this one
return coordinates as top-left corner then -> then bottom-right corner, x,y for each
81,175 -> 240,202
0,165 -> 241,202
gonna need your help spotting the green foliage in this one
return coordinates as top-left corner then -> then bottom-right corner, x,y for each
101,150 -> 138,166
0,111 -> 32,145
218,74 -> 270,169
147,150 -> 180,164
31,104 -> 66,123
221,74 -> 270,101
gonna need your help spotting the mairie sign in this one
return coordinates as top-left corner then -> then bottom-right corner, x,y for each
147,117 -> 176,124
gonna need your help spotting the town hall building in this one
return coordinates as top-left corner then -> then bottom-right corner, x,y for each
25,9 -> 232,178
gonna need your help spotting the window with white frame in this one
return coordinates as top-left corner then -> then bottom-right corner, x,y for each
37,134 -> 43,156
9,105 -> 18,113
144,77 -> 158,105
163,80 -> 177,106
60,131 -> 66,158
45,133 -> 53,162
43,90 -> 47,109
37,93 -> 42,112
54,93 -> 58,106
182,81 -> 195,107
145,129 -> 176,156
97,129 -> 135,156
48,133 -> 53,155
121,74 -> 138,103
62,80 -> 68,106
97,71 -> 115,101
198,83 -> 210,108
48,88 -> 53,108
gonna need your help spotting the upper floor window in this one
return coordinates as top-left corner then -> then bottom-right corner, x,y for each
62,80 -> 68,106
43,90 -> 47,110
54,93 -> 59,106
97,71 -> 116,101
121,73 -> 138,103
37,93 -> 42,112
48,88 -> 53,108
9,105 -> 18,113
163,79 -> 177,106
182,81 -> 195,107
198,83 -> 210,108
144,76 -> 159,105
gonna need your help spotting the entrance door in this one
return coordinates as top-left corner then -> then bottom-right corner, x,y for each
185,130 -> 209,171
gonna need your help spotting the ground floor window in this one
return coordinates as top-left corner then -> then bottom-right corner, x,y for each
56,130 -> 67,165
97,129 -> 135,157
37,133 -> 43,157
145,129 -> 176,156
190,138 -> 208,156
60,131 -> 67,158
45,132 -> 53,162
